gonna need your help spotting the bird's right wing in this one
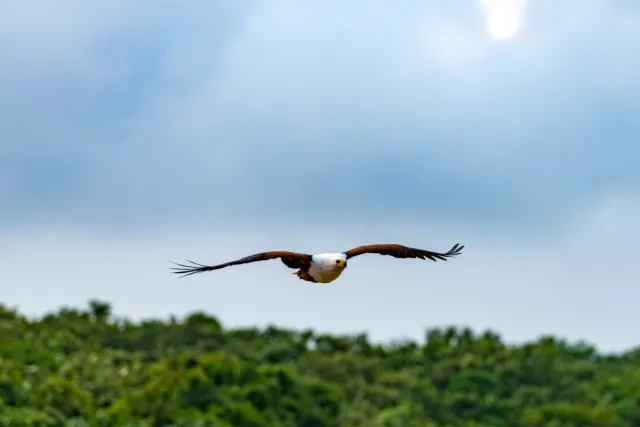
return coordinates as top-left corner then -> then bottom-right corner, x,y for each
170,251 -> 312,278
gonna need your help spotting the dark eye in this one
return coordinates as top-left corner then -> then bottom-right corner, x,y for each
335,260 -> 340,264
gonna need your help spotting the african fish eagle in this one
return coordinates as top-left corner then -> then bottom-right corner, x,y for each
170,243 -> 464,283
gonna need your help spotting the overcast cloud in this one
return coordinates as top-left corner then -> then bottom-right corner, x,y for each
1,0 -> 639,352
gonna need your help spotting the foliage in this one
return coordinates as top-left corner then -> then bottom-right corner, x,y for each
0,300 -> 638,426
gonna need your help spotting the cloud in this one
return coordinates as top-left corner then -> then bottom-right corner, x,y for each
1,1 -> 639,232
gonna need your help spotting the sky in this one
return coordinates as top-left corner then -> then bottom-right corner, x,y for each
1,0 -> 639,352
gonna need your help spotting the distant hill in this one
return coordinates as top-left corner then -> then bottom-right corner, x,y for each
0,299 -> 637,427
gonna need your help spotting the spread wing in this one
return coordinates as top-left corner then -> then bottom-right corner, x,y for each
343,243 -> 463,262
170,251 -> 312,278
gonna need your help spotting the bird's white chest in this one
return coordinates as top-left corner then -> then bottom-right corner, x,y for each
308,255 -> 346,283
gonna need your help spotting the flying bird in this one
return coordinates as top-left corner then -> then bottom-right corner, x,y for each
170,242 -> 464,283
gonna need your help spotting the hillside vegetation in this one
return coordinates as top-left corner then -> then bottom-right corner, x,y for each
1,300 -> 639,426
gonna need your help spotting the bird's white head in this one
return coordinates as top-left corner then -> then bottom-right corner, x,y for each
313,253 -> 348,269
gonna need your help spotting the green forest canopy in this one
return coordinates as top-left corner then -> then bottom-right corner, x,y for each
1,299 -> 639,427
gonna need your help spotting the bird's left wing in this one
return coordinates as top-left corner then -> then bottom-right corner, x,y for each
343,243 -> 463,262
170,251 -> 312,278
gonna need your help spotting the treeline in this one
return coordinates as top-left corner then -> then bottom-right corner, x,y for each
0,300 -> 639,426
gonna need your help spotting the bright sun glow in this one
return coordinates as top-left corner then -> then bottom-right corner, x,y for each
478,0 -> 528,41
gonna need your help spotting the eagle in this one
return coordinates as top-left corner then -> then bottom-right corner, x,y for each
170,242 -> 463,283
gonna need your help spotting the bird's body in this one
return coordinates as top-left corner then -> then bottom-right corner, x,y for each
171,242 -> 464,283
305,253 -> 348,283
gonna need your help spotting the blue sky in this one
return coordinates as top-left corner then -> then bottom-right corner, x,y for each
1,0 -> 639,351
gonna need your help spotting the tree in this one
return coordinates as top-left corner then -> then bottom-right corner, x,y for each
0,300 -> 638,426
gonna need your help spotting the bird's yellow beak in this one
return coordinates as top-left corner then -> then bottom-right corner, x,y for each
336,259 -> 346,267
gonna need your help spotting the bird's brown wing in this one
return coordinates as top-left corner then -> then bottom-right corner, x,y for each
170,251 -> 312,278
343,243 -> 463,262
